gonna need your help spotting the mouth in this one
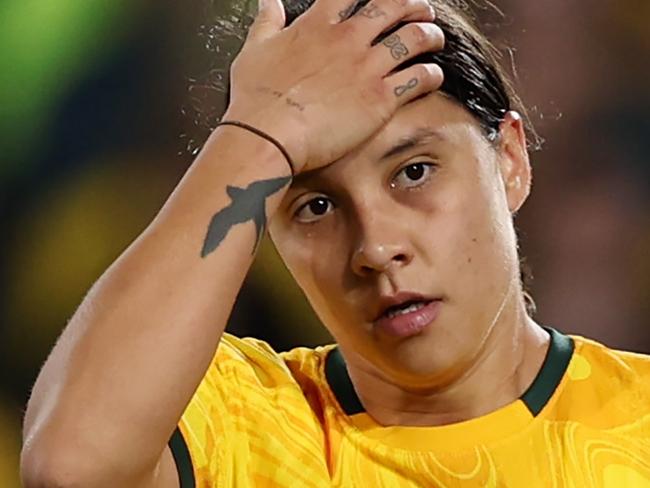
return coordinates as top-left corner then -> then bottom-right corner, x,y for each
372,293 -> 443,338
382,299 -> 431,318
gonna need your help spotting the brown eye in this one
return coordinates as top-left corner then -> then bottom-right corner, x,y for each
309,198 -> 329,215
405,164 -> 425,180
295,196 -> 334,223
391,162 -> 437,189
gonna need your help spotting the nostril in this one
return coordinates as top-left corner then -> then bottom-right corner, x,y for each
351,247 -> 412,276
394,253 -> 408,263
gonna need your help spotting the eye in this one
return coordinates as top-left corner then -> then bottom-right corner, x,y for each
391,161 -> 437,189
294,196 -> 334,223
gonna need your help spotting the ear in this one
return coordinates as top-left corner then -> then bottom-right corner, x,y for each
495,111 -> 532,214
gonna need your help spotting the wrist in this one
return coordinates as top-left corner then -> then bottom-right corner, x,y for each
220,107 -> 307,173
214,121 -> 296,176
206,122 -> 294,179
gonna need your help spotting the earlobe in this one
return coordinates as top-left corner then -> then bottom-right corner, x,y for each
497,111 -> 531,213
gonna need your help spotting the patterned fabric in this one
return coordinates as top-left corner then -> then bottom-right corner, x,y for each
171,329 -> 650,487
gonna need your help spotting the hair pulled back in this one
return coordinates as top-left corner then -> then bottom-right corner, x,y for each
283,0 -> 540,150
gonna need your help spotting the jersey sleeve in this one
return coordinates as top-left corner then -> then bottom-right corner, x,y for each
167,333 -> 292,487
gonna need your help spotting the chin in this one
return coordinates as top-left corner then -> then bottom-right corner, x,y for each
370,329 -> 469,389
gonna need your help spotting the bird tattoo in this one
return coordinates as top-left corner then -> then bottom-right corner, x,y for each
201,176 -> 291,258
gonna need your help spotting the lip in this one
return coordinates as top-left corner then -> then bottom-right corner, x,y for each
371,291 -> 444,339
372,291 -> 440,322
373,299 -> 442,338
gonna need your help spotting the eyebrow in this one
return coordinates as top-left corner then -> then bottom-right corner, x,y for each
288,127 -> 447,191
379,128 -> 446,161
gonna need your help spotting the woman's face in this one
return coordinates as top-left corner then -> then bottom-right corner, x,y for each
269,92 -> 531,388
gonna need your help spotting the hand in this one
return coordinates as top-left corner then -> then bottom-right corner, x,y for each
223,0 -> 445,174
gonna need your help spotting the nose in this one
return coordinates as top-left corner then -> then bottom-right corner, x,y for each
350,215 -> 413,277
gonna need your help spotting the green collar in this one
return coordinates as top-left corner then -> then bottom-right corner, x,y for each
520,327 -> 575,415
325,326 -> 575,417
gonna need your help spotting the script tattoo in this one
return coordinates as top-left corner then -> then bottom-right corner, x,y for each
394,77 -> 419,97
257,86 -> 305,112
285,98 -> 305,112
339,1 -> 386,21
338,0 -> 361,21
201,176 -> 291,258
382,34 -> 409,60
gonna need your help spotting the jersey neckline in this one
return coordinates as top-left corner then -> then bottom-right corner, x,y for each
323,326 -> 575,450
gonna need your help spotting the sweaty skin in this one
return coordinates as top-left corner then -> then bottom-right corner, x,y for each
269,92 -> 544,427
19,0 -> 449,485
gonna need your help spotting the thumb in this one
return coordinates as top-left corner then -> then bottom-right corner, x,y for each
248,0 -> 286,41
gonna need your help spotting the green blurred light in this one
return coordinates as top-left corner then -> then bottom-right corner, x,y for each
0,0 -> 139,181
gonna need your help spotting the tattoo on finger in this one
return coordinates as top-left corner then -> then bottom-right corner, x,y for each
382,34 -> 409,60
358,4 -> 386,19
338,0 -> 361,21
394,77 -> 419,97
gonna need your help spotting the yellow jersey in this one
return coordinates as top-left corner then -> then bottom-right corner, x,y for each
169,328 -> 650,487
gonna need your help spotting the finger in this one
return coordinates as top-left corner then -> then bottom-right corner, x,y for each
304,0 -> 363,24
343,0 -> 435,39
247,0 -> 287,41
385,63 -> 444,106
402,4 -> 437,23
371,22 -> 445,73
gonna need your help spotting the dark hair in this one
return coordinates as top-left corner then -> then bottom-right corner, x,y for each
196,0 -> 540,152
194,0 -> 538,315
283,0 -> 541,151
284,0 -> 539,315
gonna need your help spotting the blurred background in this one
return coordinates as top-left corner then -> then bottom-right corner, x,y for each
1,0 -> 648,484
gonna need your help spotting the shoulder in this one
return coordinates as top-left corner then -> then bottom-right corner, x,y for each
551,332 -> 650,427
213,333 -> 335,386
178,334 -> 334,451
194,333 -> 337,416
570,333 -> 650,384
175,335 -> 335,485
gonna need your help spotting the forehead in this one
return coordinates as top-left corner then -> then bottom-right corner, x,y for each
290,92 -> 484,186
374,91 -> 483,152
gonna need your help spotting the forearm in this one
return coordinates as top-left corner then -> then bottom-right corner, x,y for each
20,0 -> 446,479
21,126 -> 292,487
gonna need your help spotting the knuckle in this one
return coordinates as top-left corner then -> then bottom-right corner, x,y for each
415,64 -> 432,80
419,6 -> 435,21
423,0 -> 436,13
360,78 -> 388,104
432,24 -> 446,48
414,64 -> 439,88
364,79 -> 386,101
410,23 -> 430,47
336,19 -> 359,38
390,0 -> 409,8
423,64 -> 444,86
414,0 -> 435,17
410,23 -> 444,50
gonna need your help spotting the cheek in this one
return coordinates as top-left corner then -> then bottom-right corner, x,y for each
270,224 -> 347,303
438,168 -> 515,291
278,237 -> 356,337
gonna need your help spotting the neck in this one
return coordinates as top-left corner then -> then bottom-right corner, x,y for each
341,296 -> 550,427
